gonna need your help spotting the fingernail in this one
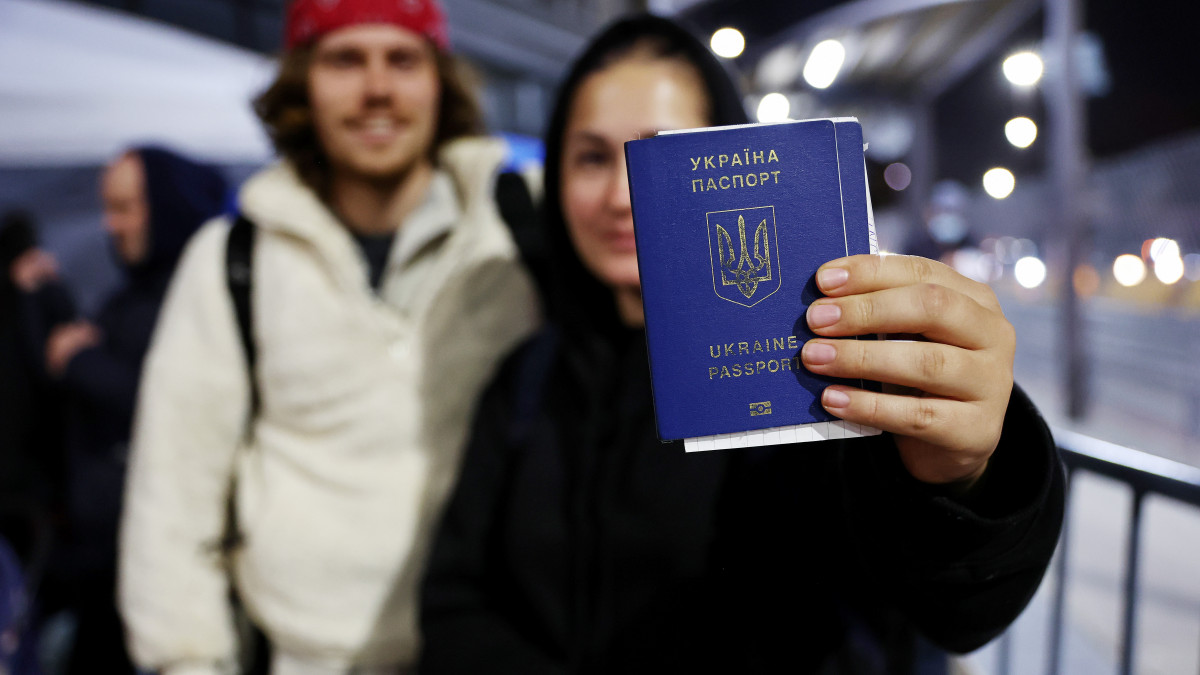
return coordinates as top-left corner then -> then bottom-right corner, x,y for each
823,388 -> 851,409
817,267 -> 849,291
807,303 -> 841,329
802,341 -> 836,365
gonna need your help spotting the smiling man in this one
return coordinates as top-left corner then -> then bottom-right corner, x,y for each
116,2 -> 539,674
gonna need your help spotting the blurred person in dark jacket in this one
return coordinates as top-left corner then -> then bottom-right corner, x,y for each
19,147 -> 227,675
420,15 -> 1065,674
1,210 -> 66,564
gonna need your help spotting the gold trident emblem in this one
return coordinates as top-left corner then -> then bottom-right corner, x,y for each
716,215 -> 772,299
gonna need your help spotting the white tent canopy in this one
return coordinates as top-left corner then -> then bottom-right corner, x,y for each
0,0 -> 276,167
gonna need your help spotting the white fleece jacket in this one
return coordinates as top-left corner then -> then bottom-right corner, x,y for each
118,138 -> 539,674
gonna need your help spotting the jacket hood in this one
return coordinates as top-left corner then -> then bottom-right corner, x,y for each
127,146 -> 228,282
240,137 -> 507,240
540,14 -> 750,341
237,137 -> 512,294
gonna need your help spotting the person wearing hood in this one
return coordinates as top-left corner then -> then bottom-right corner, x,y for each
1,210 -> 67,565
420,15 -> 1064,674
19,146 -> 227,675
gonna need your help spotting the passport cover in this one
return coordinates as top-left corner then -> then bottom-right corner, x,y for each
625,118 -> 877,442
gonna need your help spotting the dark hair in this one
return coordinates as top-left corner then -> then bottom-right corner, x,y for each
541,14 -> 750,336
0,210 -> 37,270
254,44 -> 485,196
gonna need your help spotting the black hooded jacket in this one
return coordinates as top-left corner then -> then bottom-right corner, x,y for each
1,212 -> 65,532
420,16 -> 1065,674
26,147 -> 226,572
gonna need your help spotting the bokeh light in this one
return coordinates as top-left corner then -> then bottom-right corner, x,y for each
1005,117 -> 1037,148
883,162 -> 912,191
982,168 -> 1015,199
1003,51 -> 1044,86
710,28 -> 745,59
1149,237 -> 1180,263
992,236 -> 1017,264
950,249 -> 999,283
756,93 -> 790,123
1154,254 -> 1185,284
1140,238 -> 1155,260
1113,254 -> 1146,287
1014,256 -> 1047,289
803,39 -> 845,89
1073,264 -> 1100,297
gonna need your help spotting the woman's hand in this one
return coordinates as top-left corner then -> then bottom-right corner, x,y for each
800,254 -> 1015,487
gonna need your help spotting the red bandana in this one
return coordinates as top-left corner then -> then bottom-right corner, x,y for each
284,0 -> 449,50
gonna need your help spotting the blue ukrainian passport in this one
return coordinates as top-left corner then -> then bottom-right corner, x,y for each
625,118 -> 878,445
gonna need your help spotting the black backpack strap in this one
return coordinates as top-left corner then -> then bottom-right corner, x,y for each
225,214 -> 258,441
494,171 -> 551,298
221,215 -> 273,668
495,171 -> 537,235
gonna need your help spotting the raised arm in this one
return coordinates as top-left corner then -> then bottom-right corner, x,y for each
799,254 -> 1065,650
836,386 -> 1064,652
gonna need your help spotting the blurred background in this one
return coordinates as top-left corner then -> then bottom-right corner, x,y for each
1,0 -> 1197,673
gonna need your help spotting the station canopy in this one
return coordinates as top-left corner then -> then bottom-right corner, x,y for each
0,0 -> 275,167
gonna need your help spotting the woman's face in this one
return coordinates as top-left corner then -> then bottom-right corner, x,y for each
560,56 -> 709,292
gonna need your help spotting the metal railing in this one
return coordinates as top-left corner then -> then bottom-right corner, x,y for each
996,427 -> 1200,675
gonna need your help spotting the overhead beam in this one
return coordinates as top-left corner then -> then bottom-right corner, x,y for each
452,28 -> 577,82
916,0 -> 1040,100
443,0 -> 590,81
744,0 -> 992,63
